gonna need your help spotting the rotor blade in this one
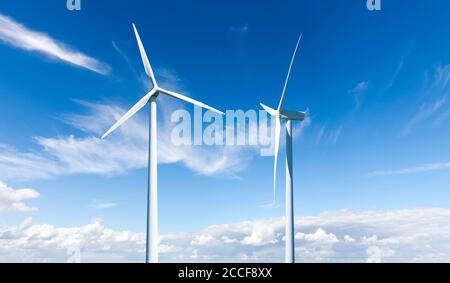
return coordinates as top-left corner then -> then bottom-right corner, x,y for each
132,23 -> 157,86
102,89 -> 155,139
260,103 -> 278,116
159,88 -> 224,115
272,116 -> 281,204
277,34 -> 302,111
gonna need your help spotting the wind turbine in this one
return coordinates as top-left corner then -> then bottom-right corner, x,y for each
260,35 -> 306,263
102,23 -> 224,263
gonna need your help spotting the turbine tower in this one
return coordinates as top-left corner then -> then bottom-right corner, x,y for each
260,35 -> 307,263
102,24 -> 224,263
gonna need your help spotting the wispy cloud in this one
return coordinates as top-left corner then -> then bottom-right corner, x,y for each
348,81 -> 370,109
403,95 -> 448,135
0,13 -> 110,74
292,113 -> 311,140
385,44 -> 413,91
92,201 -> 118,209
0,144 -> 63,181
0,99 -> 262,181
432,64 -> 450,89
433,106 -> 450,127
367,162 -> 450,177
2,208 -> 450,262
317,124 -> 343,145
111,40 -> 139,78
0,182 -> 39,212
402,64 -> 450,135
229,25 -> 249,36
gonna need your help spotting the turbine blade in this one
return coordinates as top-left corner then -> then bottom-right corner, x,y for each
273,116 -> 281,204
260,103 -> 278,116
277,34 -> 302,111
132,23 -> 157,86
159,88 -> 224,115
102,90 -> 155,139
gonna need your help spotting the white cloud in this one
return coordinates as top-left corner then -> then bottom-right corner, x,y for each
295,228 -> 339,243
241,222 -> 279,246
191,234 -> 215,246
349,81 -> 370,94
366,246 -> 395,263
0,218 -> 145,262
92,201 -> 118,209
0,98 -> 262,180
344,235 -> 355,243
0,13 -> 109,74
367,162 -> 450,177
2,208 -> 450,262
0,145 -> 63,181
56,98 -> 258,177
0,182 -> 39,212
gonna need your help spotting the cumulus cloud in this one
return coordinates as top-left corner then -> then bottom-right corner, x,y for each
0,13 -> 109,74
295,228 -> 338,244
0,218 -> 144,262
1,208 -> 450,262
344,235 -> 356,243
366,246 -> 395,263
241,222 -> 279,246
0,182 -> 39,212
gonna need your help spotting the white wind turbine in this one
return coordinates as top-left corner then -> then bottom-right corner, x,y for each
260,35 -> 307,263
102,23 -> 224,263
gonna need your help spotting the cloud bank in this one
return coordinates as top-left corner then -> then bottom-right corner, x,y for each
1,208 -> 450,262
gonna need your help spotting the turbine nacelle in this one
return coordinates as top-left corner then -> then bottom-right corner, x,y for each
280,109 -> 306,121
260,103 -> 306,121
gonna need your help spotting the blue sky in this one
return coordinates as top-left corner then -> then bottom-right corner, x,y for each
0,1 -> 450,262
